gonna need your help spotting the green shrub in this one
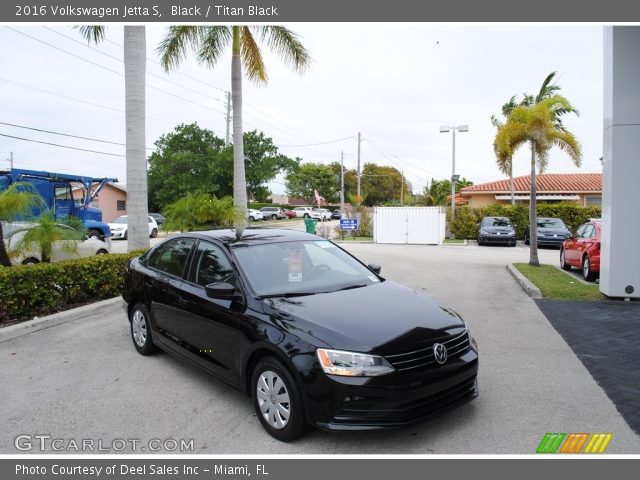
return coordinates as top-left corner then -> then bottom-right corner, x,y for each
447,203 -> 601,239
0,250 -> 146,324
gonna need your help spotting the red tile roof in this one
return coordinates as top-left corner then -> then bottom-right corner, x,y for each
460,173 -> 601,195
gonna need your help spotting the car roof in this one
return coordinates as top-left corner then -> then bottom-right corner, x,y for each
171,228 -> 321,247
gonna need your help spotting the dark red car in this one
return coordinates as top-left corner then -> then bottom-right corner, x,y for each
560,220 -> 601,281
283,208 -> 297,219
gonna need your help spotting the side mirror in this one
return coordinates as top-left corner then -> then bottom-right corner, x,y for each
205,282 -> 237,299
368,263 -> 382,275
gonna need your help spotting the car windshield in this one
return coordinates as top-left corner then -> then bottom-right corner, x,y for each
537,218 -> 565,228
112,216 -> 128,224
482,217 -> 511,227
233,240 -> 380,297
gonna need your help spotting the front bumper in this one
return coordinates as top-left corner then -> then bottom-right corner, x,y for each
478,234 -> 515,244
301,347 -> 479,430
535,236 -> 567,247
111,230 -> 126,239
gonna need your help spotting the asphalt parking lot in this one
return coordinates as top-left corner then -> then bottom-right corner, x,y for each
1,240 -> 638,454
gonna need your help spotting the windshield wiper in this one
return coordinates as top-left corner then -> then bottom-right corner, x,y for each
333,283 -> 368,292
259,292 -> 319,299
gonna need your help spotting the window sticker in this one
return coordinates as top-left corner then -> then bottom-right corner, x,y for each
288,251 -> 303,282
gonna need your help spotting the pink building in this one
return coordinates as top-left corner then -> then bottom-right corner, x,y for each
72,183 -> 128,223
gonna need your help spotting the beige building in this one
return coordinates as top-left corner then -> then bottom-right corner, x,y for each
457,173 -> 602,208
72,183 -> 128,223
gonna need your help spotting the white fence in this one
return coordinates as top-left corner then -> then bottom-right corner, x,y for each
373,207 -> 446,245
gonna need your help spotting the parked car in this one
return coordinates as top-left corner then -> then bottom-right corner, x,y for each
313,208 -> 332,221
5,223 -> 110,265
260,207 -> 286,220
560,220 -> 601,281
123,229 -> 479,441
292,206 -> 321,219
524,217 -> 571,247
477,216 -> 516,246
283,209 -> 297,219
331,209 -> 342,220
108,215 -> 159,240
248,209 -> 264,222
149,213 -> 165,228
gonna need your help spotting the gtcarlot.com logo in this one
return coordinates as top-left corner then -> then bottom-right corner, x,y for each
536,432 -> 613,454
14,435 -> 194,453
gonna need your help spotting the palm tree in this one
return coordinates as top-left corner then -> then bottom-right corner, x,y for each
494,95 -> 582,266
78,26 -> 149,252
157,26 -> 311,239
0,183 -> 42,267
491,72 -> 578,205
8,210 -> 83,263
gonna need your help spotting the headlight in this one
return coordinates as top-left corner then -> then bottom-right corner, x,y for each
479,229 -> 489,235
316,349 -> 395,377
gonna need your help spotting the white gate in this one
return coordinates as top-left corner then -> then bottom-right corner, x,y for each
373,207 -> 446,245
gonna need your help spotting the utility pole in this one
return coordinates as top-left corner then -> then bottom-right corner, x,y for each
340,150 -> 345,214
400,170 -> 404,206
8,151 -> 13,170
356,132 -> 361,197
225,91 -> 231,145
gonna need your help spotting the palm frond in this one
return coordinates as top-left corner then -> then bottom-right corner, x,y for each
240,27 -> 267,84
0,182 -> 43,223
75,26 -> 105,44
199,26 -> 232,68
256,26 -> 312,74
536,71 -> 559,103
158,26 -> 207,71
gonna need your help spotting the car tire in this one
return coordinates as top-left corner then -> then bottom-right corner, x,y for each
88,229 -> 103,241
96,249 -> 108,255
303,214 -> 309,219
251,357 -> 305,442
582,255 -> 597,282
510,239 -> 516,247
130,303 -> 156,355
123,230 -> 128,240
22,257 -> 40,265
249,216 -> 255,222
524,235 -> 530,246
560,249 -> 571,271
271,214 -> 277,220
477,238 -> 483,246
150,228 -> 158,238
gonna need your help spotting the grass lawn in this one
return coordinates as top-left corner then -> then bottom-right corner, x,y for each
444,238 -> 466,244
514,263 -> 605,301
335,236 -> 374,242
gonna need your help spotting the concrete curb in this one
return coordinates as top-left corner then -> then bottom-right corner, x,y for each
0,297 -> 122,343
443,240 -> 468,246
506,264 -> 543,299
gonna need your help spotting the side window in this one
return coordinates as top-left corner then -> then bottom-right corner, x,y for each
576,225 -> 587,238
150,238 -> 195,278
582,225 -> 595,239
55,185 -> 72,201
190,241 -> 235,287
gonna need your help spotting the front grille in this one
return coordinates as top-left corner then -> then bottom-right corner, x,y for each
384,330 -> 470,373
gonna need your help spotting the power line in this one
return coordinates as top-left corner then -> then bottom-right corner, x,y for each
0,133 -> 125,157
276,136 -> 355,148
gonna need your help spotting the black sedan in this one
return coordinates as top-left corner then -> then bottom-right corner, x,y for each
123,229 -> 478,441
524,217 -> 571,248
331,209 -> 342,220
477,216 -> 516,246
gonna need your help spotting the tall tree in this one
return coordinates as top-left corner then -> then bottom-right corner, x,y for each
0,183 -> 42,267
491,72 -> 578,205
286,163 -> 339,204
78,26 -> 149,252
158,26 -> 311,238
494,95 -> 582,266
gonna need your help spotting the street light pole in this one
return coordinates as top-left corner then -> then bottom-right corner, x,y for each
439,125 -> 468,217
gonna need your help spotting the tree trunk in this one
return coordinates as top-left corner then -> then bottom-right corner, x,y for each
232,26 -> 248,239
0,225 -> 11,267
509,162 -> 515,206
529,141 -> 539,266
124,26 -> 150,252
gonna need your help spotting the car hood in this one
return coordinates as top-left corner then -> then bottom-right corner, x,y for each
481,226 -> 513,233
262,281 -> 465,353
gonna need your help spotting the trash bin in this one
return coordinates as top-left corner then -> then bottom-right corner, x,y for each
304,217 -> 317,234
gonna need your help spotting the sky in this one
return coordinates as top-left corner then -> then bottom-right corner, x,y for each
0,24 -> 604,195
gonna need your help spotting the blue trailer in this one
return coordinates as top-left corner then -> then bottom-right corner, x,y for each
0,168 -> 117,240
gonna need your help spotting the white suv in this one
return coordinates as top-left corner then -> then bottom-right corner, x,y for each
293,207 -> 321,219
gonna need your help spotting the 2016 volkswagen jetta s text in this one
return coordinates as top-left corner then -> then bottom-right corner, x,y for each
123,229 -> 479,441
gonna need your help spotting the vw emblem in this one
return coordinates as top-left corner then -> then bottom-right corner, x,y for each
433,343 -> 448,365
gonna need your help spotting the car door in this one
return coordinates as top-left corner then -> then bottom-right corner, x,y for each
144,238 -> 195,348
177,240 -> 250,384
566,224 -> 585,265
576,224 -> 595,264
53,184 -> 74,220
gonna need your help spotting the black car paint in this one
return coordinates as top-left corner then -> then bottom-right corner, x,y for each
123,229 -> 478,430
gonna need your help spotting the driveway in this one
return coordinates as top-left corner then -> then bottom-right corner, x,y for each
1,242 -> 638,454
